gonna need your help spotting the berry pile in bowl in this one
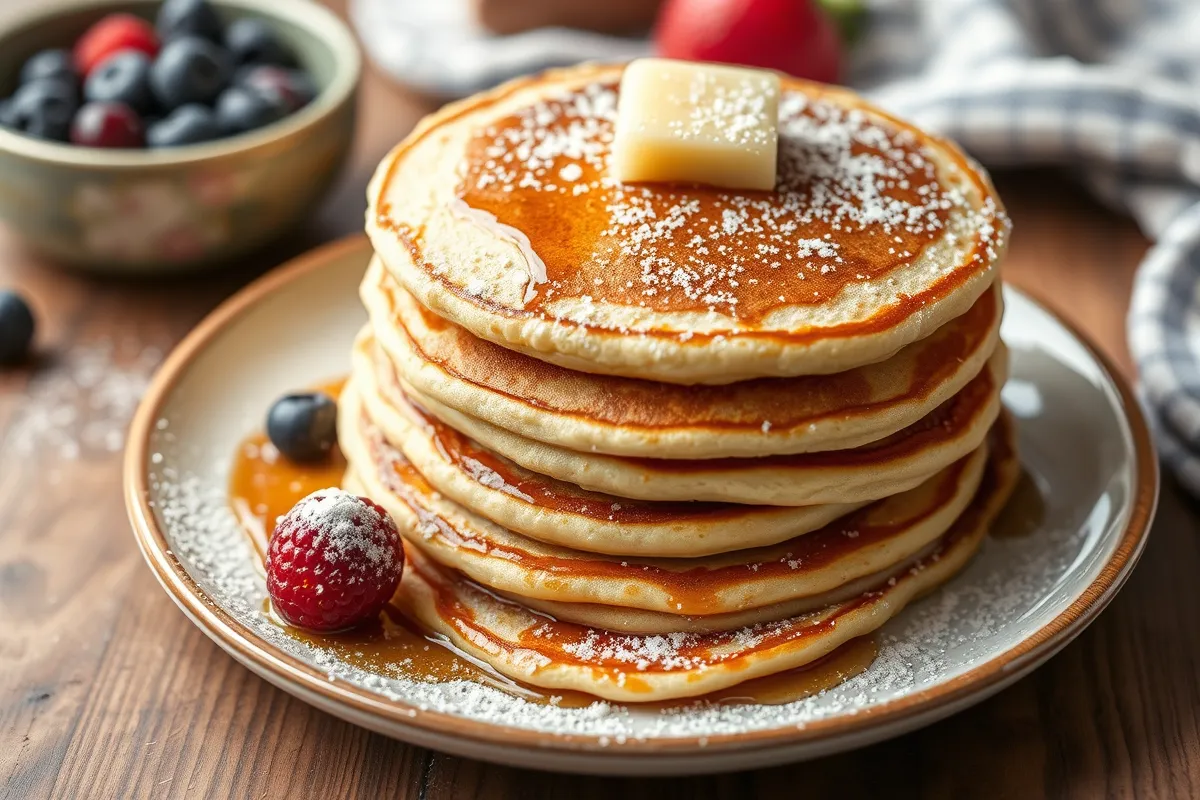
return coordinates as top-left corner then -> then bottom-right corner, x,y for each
0,0 -> 359,274
2,0 -> 317,148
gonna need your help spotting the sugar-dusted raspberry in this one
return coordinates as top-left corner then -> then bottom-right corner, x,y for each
266,489 -> 404,632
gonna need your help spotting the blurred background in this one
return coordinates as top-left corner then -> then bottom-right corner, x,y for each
5,1 -> 1200,797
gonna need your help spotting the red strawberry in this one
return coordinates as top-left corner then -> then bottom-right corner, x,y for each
654,0 -> 843,85
266,489 -> 404,633
74,14 -> 160,78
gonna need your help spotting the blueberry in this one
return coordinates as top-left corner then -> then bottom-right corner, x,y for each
150,36 -> 231,108
146,103 -> 219,147
214,85 -> 286,135
224,18 -> 296,67
84,51 -> 155,114
20,49 -> 77,87
3,80 -> 78,141
0,291 -> 35,365
267,392 -> 338,462
157,0 -> 223,42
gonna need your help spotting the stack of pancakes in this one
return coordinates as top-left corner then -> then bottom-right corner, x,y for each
340,64 -> 1018,703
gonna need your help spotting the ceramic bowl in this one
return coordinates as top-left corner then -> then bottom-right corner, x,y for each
0,0 -> 359,273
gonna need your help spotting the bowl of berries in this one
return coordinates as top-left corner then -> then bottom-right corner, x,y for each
0,0 -> 359,273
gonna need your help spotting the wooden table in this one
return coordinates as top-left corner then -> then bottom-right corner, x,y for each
3,4 -> 1198,798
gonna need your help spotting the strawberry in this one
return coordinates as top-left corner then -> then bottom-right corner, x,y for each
654,0 -> 843,84
74,14 -> 160,78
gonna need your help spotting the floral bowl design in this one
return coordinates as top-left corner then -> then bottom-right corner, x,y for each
0,0 -> 359,274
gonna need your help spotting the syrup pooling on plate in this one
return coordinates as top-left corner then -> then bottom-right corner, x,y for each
230,379 -> 348,559
227,385 -> 593,706
989,470 -> 1045,539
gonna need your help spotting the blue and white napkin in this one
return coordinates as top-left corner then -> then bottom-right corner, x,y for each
351,0 -> 1200,495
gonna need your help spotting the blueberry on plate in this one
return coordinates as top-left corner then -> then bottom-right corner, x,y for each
19,49 -> 77,87
157,0 -> 223,42
146,103 -> 219,147
150,36 -> 231,107
0,290 -> 36,366
214,84 -> 286,135
3,80 -> 78,141
84,51 -> 155,114
224,18 -> 296,67
267,392 -> 338,462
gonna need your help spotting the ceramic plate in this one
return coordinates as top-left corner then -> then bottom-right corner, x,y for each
125,236 -> 1157,776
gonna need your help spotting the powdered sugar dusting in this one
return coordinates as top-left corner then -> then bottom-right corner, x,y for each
289,488 -> 400,578
4,339 -> 161,463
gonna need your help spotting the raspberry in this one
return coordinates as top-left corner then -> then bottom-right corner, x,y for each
74,14 -> 161,78
266,489 -> 404,632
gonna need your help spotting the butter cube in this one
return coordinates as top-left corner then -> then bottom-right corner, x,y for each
612,58 -> 780,191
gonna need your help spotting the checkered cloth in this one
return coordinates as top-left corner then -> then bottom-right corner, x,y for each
352,0 -> 1200,494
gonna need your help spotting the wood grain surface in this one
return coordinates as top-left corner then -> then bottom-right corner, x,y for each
2,2 -> 1198,798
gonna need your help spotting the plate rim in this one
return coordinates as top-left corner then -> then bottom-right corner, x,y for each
123,233 -> 1160,761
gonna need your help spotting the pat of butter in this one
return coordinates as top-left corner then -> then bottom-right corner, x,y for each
612,58 -> 780,191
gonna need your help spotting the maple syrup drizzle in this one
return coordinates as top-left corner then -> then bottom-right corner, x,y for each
227,378 -> 882,706
455,84 -> 954,321
374,71 -> 1005,349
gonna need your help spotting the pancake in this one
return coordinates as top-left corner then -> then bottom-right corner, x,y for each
363,257 -> 1004,458
341,379 -> 864,556
343,366 -> 883,554
366,63 -> 1010,385
342,387 -> 989,615
342,408 -> 987,619
354,331 -> 1006,507
393,413 -> 1020,702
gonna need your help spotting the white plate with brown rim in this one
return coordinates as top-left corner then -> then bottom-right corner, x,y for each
124,235 -> 1158,776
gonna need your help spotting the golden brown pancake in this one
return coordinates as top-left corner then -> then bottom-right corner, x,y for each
353,330 -> 1006,507
367,64 -> 1010,384
340,379 -> 877,556
392,412 -> 1020,701
363,258 -> 1004,458
341,385 -> 989,619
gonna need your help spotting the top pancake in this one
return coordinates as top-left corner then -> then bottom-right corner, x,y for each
367,63 -> 1010,384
